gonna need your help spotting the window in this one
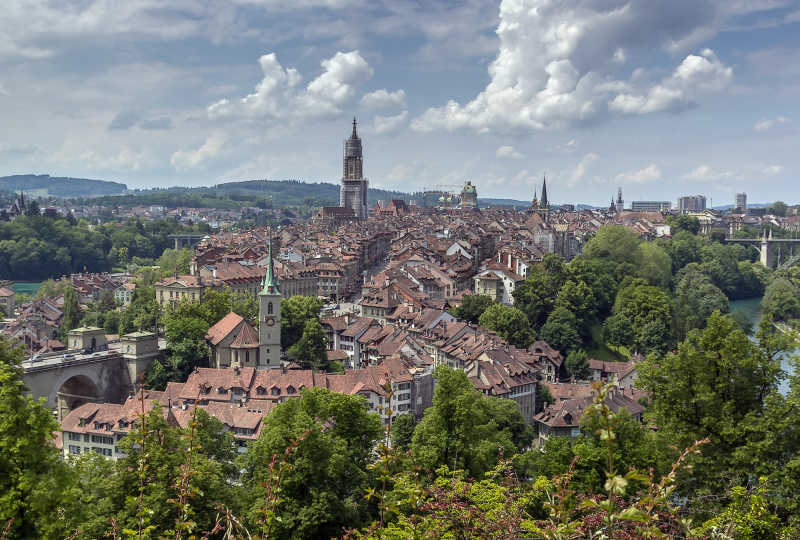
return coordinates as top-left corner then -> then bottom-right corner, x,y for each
68,432 -> 82,441
92,447 -> 112,456
84,434 -> 90,443
68,445 -> 81,455
257,387 -> 266,395
218,387 -> 226,394
271,387 -> 280,396
268,302 -> 273,314
91,435 -> 113,445
286,386 -> 296,395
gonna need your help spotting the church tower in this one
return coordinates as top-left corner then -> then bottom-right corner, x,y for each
537,175 -> 550,221
258,232 -> 282,369
615,187 -> 624,213
340,118 -> 369,218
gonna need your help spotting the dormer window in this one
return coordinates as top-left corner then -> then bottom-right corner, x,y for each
201,386 -> 210,395
286,385 -> 296,395
257,386 -> 266,396
218,387 -> 226,394
271,387 -> 280,396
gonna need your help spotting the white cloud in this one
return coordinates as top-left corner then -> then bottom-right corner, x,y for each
569,153 -> 599,186
753,116 -> 788,131
609,50 -> 732,114
496,145 -> 524,159
208,50 -> 373,121
411,0 -> 737,132
683,165 -> 738,181
360,89 -> 406,109
763,164 -> 784,175
614,164 -> 662,184
171,133 -> 227,171
373,110 -> 408,134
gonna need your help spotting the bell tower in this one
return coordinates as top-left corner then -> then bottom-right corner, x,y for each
258,231 -> 282,369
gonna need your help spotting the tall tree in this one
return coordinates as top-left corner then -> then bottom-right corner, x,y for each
287,318 -> 329,371
565,348 -> 591,380
673,265 -> 730,341
280,296 -> 323,350
604,281 -> 673,355
539,307 -> 581,354
412,366 -> 532,478
0,337 -> 67,537
450,294 -> 494,323
637,313 -> 788,511
478,303 -> 536,349
61,284 -> 81,335
239,388 -> 382,538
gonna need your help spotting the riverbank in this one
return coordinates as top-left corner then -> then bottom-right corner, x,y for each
730,297 -> 797,394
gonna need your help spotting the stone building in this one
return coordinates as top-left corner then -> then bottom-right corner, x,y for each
460,181 -> 478,208
339,118 -> 369,219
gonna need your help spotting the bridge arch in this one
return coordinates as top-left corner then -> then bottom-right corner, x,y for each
49,368 -> 103,417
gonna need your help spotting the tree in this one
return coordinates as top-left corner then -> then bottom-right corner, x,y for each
287,318 -> 329,370
762,278 -> 800,322
390,413 -> 416,451
539,307 -> 581,354
567,257 -> 617,318
604,281 -> 673,355
581,226 -> 640,281
478,303 -> 536,349
411,366 -> 532,478
96,289 -> 117,312
673,265 -> 730,341
61,284 -> 81,335
635,242 -> 672,289
239,388 -> 383,538
281,295 -> 323,350
0,337 -> 67,537
155,247 -> 193,277
538,384 -> 555,410
637,313 -> 787,510
512,254 -> 568,331
565,349 -> 591,380
146,315 -> 209,389
667,214 -> 701,235
554,279 -> 597,336
450,294 -> 494,323
769,201 -> 788,217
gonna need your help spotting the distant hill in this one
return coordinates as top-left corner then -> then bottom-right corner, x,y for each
0,174 -> 127,198
77,179 -> 413,209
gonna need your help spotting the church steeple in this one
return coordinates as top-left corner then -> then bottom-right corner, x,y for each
351,116 -> 358,138
540,175 -> 548,208
260,230 -> 279,296
532,187 -> 538,209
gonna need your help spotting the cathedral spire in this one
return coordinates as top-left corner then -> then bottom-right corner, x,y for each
540,175 -> 548,207
261,228 -> 279,295
351,117 -> 358,138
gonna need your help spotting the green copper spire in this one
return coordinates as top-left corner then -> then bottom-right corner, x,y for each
261,229 -> 280,295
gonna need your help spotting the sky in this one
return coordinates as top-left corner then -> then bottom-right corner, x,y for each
0,0 -> 798,206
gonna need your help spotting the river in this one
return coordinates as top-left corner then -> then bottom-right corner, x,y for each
729,297 -> 797,394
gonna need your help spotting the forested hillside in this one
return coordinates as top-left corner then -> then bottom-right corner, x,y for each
0,174 -> 127,197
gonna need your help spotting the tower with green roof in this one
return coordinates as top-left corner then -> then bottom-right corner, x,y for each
258,231 -> 282,368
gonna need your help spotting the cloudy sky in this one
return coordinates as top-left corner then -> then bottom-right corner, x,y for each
0,0 -> 798,206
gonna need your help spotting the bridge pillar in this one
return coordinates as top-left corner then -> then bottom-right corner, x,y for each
761,237 -> 775,268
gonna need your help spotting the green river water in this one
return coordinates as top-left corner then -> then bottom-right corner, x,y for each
729,297 -> 797,394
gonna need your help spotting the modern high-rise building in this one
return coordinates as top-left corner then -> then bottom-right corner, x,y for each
735,192 -> 747,210
631,201 -> 671,212
339,118 -> 369,219
678,195 -> 707,212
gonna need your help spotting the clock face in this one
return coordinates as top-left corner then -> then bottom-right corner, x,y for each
264,317 -> 275,326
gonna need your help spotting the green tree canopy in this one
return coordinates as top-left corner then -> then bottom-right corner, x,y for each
411,365 -> 532,478
637,313 -> 788,510
281,295 -> 323,350
604,281 -> 673,355
565,348 -> 591,380
673,264 -> 730,341
478,303 -> 536,349
239,388 -> 383,538
763,277 -> 800,322
581,226 -> 641,281
60,284 -> 81,336
450,294 -> 494,323
287,317 -> 329,371
0,337 -> 68,537
539,306 -> 581,354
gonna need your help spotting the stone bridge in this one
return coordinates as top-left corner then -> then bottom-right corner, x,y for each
724,229 -> 800,268
168,233 -> 207,250
22,329 -> 162,420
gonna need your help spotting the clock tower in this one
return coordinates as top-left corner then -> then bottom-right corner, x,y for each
258,232 -> 282,368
